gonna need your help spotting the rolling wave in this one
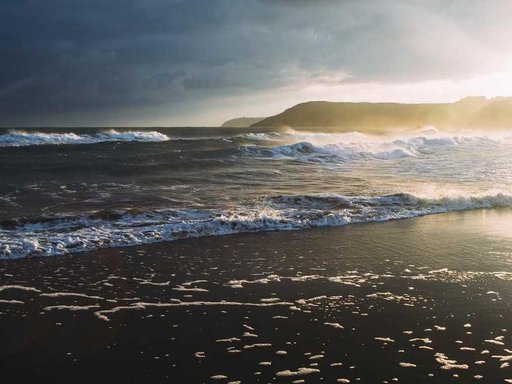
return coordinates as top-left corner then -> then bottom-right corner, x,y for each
0,129 -> 170,147
1,192 -> 511,259
242,141 -> 416,161
240,131 -> 507,162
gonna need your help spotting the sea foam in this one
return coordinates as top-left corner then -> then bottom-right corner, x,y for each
1,192 -> 511,259
0,129 -> 170,147
240,130 -> 507,163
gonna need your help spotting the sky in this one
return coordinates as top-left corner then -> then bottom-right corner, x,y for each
2,0 -> 512,127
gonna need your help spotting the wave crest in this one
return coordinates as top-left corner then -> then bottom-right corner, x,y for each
240,132 -> 506,162
1,192 -> 511,259
0,129 -> 170,147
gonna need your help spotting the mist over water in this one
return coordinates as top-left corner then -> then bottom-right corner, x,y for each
1,126 -> 512,259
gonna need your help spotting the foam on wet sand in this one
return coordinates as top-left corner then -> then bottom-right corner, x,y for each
2,209 -> 512,383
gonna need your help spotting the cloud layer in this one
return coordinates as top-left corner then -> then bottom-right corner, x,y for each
2,0 -> 512,126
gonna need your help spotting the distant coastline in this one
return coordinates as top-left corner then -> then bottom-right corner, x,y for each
224,97 -> 512,132
221,117 -> 264,127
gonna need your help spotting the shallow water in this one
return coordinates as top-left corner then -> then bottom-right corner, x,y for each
1,126 -> 512,258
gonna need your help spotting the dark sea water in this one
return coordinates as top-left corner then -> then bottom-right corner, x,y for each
1,126 -> 512,259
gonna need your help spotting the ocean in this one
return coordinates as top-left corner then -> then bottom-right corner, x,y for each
1,126 -> 512,259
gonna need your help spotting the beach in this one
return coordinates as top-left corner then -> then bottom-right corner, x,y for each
2,208 -> 512,383
5,2 -> 512,383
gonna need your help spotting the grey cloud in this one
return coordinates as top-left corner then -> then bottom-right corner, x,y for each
1,0 -> 511,125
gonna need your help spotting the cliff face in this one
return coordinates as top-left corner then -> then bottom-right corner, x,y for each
250,97 -> 512,131
221,117 -> 264,127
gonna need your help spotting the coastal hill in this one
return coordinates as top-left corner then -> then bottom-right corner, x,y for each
249,97 -> 512,131
221,117 -> 264,127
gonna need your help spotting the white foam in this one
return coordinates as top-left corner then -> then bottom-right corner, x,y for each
375,337 -> 395,343
3,191 -> 512,259
93,300 -> 293,321
40,292 -> 105,301
435,352 -> 469,370
485,339 -> 505,346
0,285 -> 41,293
216,338 -> 241,343
491,355 -> 512,362
240,130 -> 503,163
44,305 -> 101,311
276,368 -> 320,377
138,281 -> 171,287
243,343 -> 272,349
324,322 -> 344,329
0,299 -> 24,304
260,298 -> 281,303
172,285 -> 208,292
0,129 -> 170,147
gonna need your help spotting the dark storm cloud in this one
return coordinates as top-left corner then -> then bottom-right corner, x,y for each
1,0 -> 511,125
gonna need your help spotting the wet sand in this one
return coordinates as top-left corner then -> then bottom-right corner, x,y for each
2,209 -> 512,383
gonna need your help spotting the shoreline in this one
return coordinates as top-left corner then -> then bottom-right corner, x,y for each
3,203 -> 512,261
2,209 -> 512,383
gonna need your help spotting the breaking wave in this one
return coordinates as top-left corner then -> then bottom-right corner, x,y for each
240,131 -> 506,162
0,129 -> 170,147
242,141 -> 416,161
2,192 -> 511,259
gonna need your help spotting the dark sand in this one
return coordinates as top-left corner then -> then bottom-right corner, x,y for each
2,209 -> 512,383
